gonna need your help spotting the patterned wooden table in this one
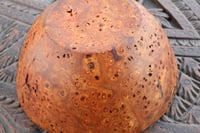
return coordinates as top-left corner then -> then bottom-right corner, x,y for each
0,0 -> 200,132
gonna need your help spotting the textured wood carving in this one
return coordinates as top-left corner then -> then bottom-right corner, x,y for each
0,95 -> 43,132
0,0 -> 200,132
142,0 -> 200,39
0,16 -> 29,98
173,0 -> 200,35
165,57 -> 200,123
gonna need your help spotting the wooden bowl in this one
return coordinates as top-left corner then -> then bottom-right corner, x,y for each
16,0 -> 178,132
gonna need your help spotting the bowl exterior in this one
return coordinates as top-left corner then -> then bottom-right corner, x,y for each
16,0 -> 178,132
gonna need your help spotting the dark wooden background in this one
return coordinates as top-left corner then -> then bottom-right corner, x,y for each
0,0 -> 200,132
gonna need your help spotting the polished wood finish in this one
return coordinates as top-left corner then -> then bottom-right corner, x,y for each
16,0 -> 178,132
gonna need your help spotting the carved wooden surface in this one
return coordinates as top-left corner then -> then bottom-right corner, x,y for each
0,0 -> 200,132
